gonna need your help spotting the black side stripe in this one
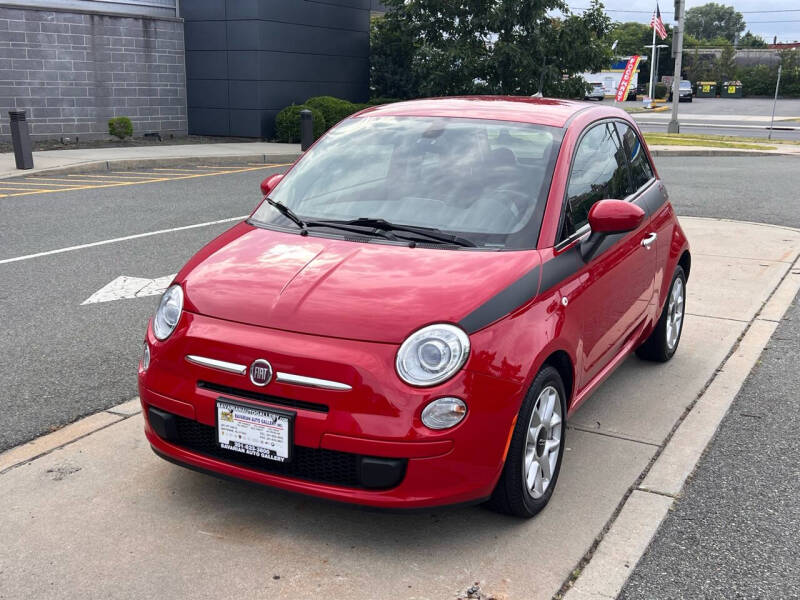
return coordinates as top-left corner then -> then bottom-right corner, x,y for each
539,246 -> 585,294
460,184 -> 669,334
459,265 -> 541,334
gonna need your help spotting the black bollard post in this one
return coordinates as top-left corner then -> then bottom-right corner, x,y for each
300,109 -> 313,151
9,110 -> 34,170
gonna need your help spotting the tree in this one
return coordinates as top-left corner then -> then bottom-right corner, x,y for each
369,14 -> 419,99
685,3 -> 745,44
607,20 -> 677,87
370,0 -> 612,99
714,43 -> 737,82
738,31 -> 767,48
608,21 -> 652,56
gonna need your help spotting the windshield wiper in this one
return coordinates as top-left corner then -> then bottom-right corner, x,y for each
340,218 -> 477,248
265,197 -> 306,229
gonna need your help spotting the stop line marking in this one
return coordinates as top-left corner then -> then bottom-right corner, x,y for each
0,216 -> 247,266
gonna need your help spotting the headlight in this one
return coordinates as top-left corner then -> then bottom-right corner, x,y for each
395,324 -> 470,386
153,284 -> 183,341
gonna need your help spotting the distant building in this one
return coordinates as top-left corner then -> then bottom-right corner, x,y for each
581,58 -> 646,97
1,0 -> 371,140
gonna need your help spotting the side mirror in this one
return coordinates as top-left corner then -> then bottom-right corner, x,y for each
260,174 -> 284,197
580,200 -> 645,261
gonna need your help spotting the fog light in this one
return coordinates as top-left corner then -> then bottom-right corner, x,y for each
142,342 -> 150,370
421,397 -> 467,430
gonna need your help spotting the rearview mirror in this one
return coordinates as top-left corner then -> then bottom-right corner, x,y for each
260,174 -> 284,196
581,200 -> 645,261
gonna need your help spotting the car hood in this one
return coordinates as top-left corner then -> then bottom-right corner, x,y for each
178,222 -> 541,343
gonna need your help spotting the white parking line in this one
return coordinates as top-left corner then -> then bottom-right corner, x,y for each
0,216 -> 248,266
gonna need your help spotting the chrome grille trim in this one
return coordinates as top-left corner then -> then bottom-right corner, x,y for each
275,372 -> 352,391
185,355 -> 247,375
185,355 -> 351,391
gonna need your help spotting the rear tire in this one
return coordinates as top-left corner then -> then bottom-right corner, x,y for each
486,366 -> 566,518
636,266 -> 686,362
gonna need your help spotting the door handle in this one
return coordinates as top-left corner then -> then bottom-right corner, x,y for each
641,232 -> 657,249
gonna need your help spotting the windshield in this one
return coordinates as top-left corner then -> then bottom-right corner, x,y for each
251,116 -> 561,249
680,81 -> 692,89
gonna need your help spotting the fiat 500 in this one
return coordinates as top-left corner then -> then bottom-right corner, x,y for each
139,97 -> 689,518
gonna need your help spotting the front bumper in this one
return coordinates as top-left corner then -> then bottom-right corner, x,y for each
139,312 -> 524,508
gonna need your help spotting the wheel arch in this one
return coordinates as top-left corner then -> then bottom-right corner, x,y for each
678,249 -> 691,280
541,350 -> 574,412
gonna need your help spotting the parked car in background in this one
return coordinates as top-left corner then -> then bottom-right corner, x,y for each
585,82 -> 605,101
139,97 -> 690,518
669,80 -> 693,102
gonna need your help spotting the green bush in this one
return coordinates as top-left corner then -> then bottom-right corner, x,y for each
108,116 -> 133,140
654,82 -> 668,99
275,105 -> 326,143
305,96 -> 358,128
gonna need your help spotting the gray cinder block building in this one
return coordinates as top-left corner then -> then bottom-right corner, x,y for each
0,0 -> 187,140
1,0 -> 375,141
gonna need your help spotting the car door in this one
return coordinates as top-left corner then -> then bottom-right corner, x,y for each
556,121 -> 657,387
615,120 -> 672,309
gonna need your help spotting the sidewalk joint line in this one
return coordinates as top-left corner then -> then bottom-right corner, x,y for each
567,425 -> 661,448
637,486 -> 678,499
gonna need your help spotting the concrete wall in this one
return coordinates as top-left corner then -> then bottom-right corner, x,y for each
0,5 -> 187,140
183,0 -> 370,139
689,47 -> 782,67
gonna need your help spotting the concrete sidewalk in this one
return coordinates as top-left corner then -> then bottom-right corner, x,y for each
0,142 -> 301,179
1,217 -> 799,600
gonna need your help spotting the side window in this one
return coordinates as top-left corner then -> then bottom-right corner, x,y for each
616,122 -> 654,191
562,122 -> 629,240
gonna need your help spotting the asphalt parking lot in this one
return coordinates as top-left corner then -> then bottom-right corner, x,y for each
1,155 -> 799,451
633,97 -> 800,140
1,155 -> 799,599
1,216 -> 797,599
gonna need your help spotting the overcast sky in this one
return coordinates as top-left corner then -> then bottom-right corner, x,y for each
568,1 -> 800,43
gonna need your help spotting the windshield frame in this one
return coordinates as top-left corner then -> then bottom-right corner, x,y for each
250,115 -> 564,251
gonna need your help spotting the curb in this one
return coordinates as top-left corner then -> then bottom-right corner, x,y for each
0,398 -> 141,474
561,253 -> 800,600
0,152 -> 302,180
649,148 -> 793,157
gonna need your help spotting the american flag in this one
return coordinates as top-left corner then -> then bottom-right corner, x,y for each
650,4 -> 668,40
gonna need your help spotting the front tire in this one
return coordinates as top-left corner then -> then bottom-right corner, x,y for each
486,366 -> 566,518
636,266 -> 686,362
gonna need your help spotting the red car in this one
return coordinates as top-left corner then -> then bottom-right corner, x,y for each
139,97 -> 689,518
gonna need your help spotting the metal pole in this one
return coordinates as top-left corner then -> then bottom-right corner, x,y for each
768,64 -> 782,140
668,0 -> 685,133
299,109 -> 313,151
648,25 -> 657,100
8,110 -> 34,169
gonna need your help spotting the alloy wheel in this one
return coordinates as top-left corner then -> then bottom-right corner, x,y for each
666,277 -> 685,352
523,385 -> 563,499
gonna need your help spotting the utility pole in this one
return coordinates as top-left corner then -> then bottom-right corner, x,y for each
668,0 -> 685,133
768,64 -> 782,140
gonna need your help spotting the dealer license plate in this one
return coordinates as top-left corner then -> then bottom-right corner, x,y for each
216,399 -> 293,463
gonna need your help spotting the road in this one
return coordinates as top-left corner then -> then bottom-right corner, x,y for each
619,291 -> 800,600
631,97 -> 800,141
0,155 -> 798,452
0,164 -> 285,451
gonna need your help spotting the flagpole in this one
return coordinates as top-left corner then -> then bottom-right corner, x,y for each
648,11 -> 657,100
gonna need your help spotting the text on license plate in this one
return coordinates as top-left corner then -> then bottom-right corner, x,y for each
216,400 -> 292,463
